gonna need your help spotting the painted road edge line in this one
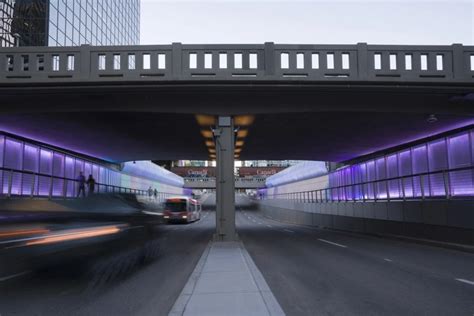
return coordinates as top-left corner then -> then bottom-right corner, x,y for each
240,242 -> 286,316
0,270 -> 31,282
283,229 -> 294,233
168,241 -> 212,316
318,238 -> 347,248
455,278 -> 474,285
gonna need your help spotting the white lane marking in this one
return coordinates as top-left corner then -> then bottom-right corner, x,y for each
266,225 -> 272,228
283,229 -> 294,233
455,278 -> 474,286
318,238 -> 347,248
384,258 -> 393,262
0,270 -> 30,282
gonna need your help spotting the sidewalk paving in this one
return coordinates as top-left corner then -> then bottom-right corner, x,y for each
169,241 -> 285,316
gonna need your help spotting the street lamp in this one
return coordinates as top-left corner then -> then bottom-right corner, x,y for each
12,33 -> 21,47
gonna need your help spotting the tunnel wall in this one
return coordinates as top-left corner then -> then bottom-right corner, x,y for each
256,199 -> 474,245
262,127 -> 474,200
0,132 -> 185,197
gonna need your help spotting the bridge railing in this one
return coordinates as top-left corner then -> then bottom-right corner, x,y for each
1,43 -> 472,83
183,177 -> 266,188
0,167 -> 176,200
261,166 -> 474,203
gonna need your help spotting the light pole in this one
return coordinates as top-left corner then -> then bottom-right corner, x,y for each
12,33 -> 21,47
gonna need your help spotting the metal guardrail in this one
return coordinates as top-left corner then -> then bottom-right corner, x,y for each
184,177 -> 266,189
184,177 -> 266,182
0,167 -> 177,200
261,166 -> 474,202
0,43 -> 472,83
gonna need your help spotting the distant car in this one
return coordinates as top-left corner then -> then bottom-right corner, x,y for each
163,196 -> 201,224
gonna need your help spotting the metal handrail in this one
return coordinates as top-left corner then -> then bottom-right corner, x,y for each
184,177 -> 266,182
262,165 -> 474,202
0,167 -> 178,200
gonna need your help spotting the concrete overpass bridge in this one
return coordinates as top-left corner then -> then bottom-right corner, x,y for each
0,42 -> 473,241
0,43 -> 473,163
0,43 -> 474,316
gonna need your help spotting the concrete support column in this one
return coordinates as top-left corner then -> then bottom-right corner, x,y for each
214,116 -> 237,241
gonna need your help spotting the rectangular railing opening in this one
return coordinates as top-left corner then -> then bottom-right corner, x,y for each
21,55 -> 29,71
326,53 -> 335,69
113,54 -> 121,70
98,54 -> 106,70
37,54 -> 45,71
0,44 -> 471,81
143,53 -> 151,70
128,54 -> 136,70
52,55 -> 60,71
234,53 -> 243,69
219,53 -> 227,69
67,55 -> 75,71
342,53 -> 350,70
405,54 -> 412,70
158,53 -> 166,69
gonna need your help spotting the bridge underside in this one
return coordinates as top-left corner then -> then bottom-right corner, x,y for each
0,82 -> 472,162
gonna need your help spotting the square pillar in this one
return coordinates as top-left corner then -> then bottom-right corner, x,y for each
214,116 -> 237,241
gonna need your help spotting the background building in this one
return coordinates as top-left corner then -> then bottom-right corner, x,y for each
1,0 -> 140,47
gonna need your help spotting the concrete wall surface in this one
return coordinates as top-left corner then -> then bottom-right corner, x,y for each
257,199 -> 474,245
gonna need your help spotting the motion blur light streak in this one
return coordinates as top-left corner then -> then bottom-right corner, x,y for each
0,228 -> 49,238
23,225 -> 122,247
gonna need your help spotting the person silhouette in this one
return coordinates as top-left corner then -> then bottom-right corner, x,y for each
87,174 -> 96,196
77,172 -> 86,198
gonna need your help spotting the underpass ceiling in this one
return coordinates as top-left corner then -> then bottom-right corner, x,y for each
0,111 -> 472,163
0,81 -> 472,162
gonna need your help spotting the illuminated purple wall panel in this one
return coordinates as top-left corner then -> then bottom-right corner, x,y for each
3,139 -> 22,195
65,156 -> 75,197
448,133 -> 474,195
0,133 -> 185,197
52,153 -> 65,196
22,144 -> 39,196
386,154 -> 400,198
328,129 -> 474,200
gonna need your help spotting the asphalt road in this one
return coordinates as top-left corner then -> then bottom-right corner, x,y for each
0,210 -> 215,316
1,194 -> 473,316
237,206 -> 474,316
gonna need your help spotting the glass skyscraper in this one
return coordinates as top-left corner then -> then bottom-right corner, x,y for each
0,0 -> 140,47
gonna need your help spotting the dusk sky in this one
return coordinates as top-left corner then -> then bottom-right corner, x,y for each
141,0 -> 473,45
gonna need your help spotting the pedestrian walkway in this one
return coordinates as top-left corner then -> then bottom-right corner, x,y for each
169,241 -> 285,316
